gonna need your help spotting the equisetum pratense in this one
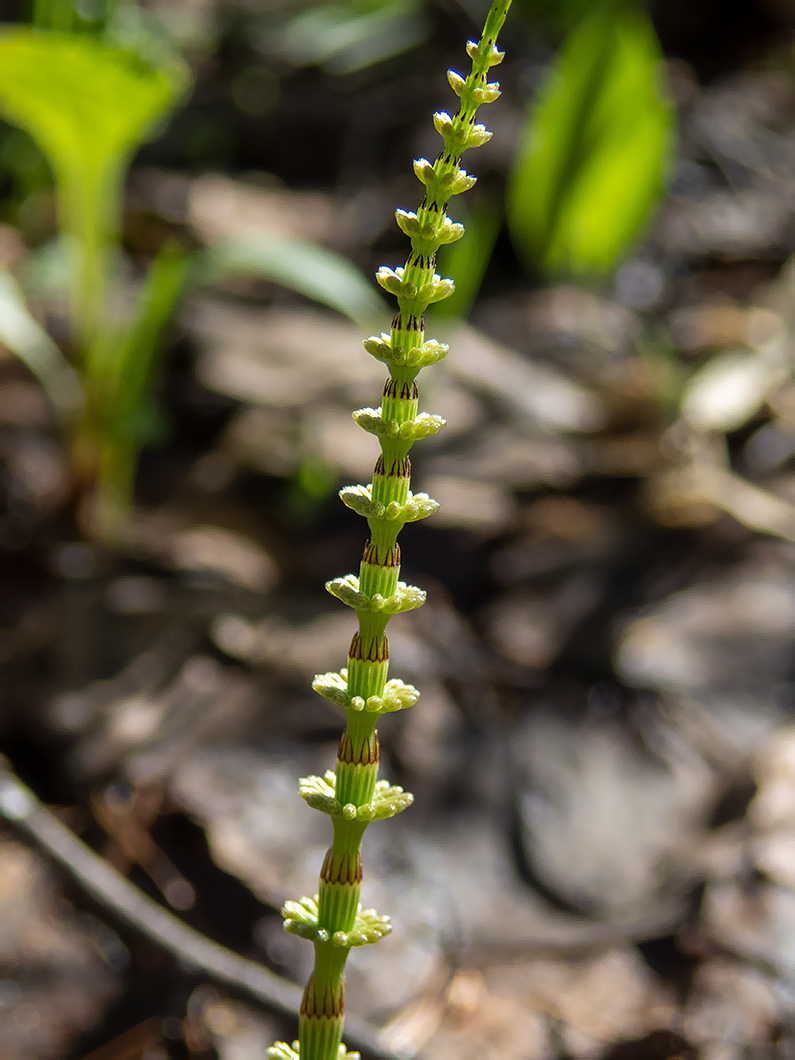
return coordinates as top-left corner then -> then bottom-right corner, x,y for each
269,5 -> 512,1058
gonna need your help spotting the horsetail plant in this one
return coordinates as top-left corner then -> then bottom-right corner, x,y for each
269,5 -> 512,1059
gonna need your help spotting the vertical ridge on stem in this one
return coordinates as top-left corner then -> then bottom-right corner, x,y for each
271,5 -> 512,1057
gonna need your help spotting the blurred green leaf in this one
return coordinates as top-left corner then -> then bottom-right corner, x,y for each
507,7 -> 674,277
0,128 -> 52,212
32,0 -> 115,35
276,0 -> 427,74
87,243 -> 193,543
0,28 -> 189,344
0,266 -> 82,415
90,242 -> 194,424
203,234 -> 388,330
288,451 -> 338,526
434,197 -> 502,319
0,28 -> 186,181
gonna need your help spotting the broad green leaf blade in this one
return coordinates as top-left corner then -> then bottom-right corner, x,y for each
0,29 -> 188,181
0,268 -> 82,415
202,234 -> 388,330
0,28 -> 189,345
507,9 -> 674,277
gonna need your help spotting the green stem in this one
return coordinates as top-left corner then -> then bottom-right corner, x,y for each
273,6 -> 512,1059
61,160 -> 121,356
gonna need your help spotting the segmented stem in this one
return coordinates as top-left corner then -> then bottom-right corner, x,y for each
270,6 -> 511,1058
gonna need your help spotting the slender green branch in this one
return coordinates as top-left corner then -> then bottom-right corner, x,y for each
271,6 -> 512,1059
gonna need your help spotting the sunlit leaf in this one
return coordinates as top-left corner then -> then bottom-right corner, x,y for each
0,28 -> 187,183
507,7 -> 674,276
203,234 -> 388,330
0,28 -> 189,344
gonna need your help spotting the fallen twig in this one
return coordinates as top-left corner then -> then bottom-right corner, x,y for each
0,757 -> 402,1060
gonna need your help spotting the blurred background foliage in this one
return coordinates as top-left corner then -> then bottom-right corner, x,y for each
0,0 -> 676,544
4,0 -> 795,1057
507,2 -> 673,276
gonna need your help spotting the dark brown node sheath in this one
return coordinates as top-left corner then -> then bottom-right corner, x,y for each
300,977 -> 344,1019
391,313 -> 423,332
361,540 -> 401,567
320,847 -> 363,885
348,632 -> 389,663
383,377 -> 419,401
338,730 -> 380,765
373,455 -> 410,478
